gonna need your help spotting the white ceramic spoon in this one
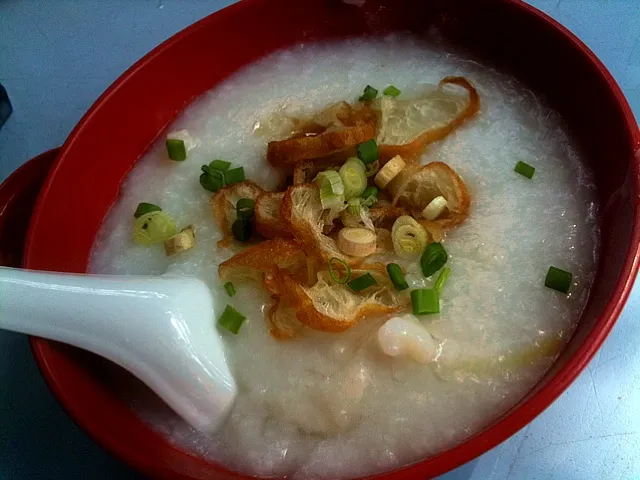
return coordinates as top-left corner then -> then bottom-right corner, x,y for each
0,266 -> 237,433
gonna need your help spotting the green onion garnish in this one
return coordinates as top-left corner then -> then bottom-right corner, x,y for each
315,170 -> 345,209
386,263 -> 409,291
411,288 -> 440,315
346,198 -> 362,216
348,272 -> 377,292
232,218 -> 252,242
365,160 -> 380,178
361,186 -> 378,207
362,197 -> 377,208
217,304 -> 246,334
199,168 -> 226,192
356,139 -> 379,164
133,202 -> 161,218
224,282 -> 236,297
132,211 -> 176,246
339,158 -> 367,200
236,208 -> 254,220
225,167 -> 245,185
383,85 -> 401,97
236,198 -> 255,210
434,267 -> 451,293
420,242 -> 448,277
359,85 -> 378,102
545,266 -> 572,294
514,161 -> 535,179
166,139 -> 187,161
328,257 -> 352,284
236,198 -> 256,220
315,170 -> 345,195
209,159 -> 231,171
361,186 -> 378,200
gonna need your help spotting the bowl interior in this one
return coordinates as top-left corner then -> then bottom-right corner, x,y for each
24,0 -> 640,479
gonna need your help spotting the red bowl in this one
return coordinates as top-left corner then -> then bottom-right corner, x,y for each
14,0 -> 640,478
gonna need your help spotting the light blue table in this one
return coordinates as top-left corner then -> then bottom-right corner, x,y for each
1,1 -> 639,479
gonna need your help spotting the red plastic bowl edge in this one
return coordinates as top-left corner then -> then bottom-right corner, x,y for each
23,1 -> 640,479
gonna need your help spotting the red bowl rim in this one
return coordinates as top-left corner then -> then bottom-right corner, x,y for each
25,0 -> 640,479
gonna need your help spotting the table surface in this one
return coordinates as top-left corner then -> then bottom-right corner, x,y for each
1,1 -> 639,479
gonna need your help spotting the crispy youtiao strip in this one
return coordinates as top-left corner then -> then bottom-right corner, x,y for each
376,77 -> 480,161
275,268 -> 408,332
254,192 -> 292,239
391,162 -> 470,241
267,102 -> 376,167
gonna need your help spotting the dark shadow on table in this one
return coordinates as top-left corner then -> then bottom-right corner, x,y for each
0,331 -> 144,480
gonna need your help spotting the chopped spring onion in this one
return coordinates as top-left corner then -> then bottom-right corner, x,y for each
411,288 -> 440,315
434,267 -> 451,293
232,218 -> 252,242
166,138 -> 187,161
209,159 -> 231,171
361,186 -> 378,207
134,202 -> 161,218
514,161 -> 535,179
362,196 -> 377,208
217,304 -> 246,334
133,211 -> 177,246
200,167 -> 225,192
315,170 -> 344,195
357,139 -> 379,164
361,186 -> 378,199
420,242 -> 448,277
348,272 -> 377,292
383,85 -> 402,97
236,198 -> 255,210
421,196 -> 448,221
359,85 -> 378,102
365,160 -> 380,177
545,266 -> 572,294
224,281 -> 236,297
199,160 -> 243,192
386,263 -> 409,291
339,158 -> 367,200
225,167 -> 245,185
236,198 -> 256,220
328,257 -> 352,284
315,170 -> 345,209
346,197 -> 362,216
391,216 -> 429,260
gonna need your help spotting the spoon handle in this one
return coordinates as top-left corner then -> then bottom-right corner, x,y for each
1,266 -> 104,339
0,266 -> 165,344
0,266 -> 237,432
